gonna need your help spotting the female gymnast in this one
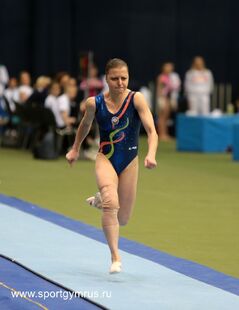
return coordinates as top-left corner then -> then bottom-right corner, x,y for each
66,58 -> 158,273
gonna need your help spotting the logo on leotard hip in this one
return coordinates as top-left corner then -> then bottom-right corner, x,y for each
111,116 -> 119,126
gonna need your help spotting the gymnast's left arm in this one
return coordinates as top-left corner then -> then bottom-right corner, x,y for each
134,92 -> 158,169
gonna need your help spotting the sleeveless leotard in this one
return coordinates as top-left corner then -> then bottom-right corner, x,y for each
95,91 -> 141,175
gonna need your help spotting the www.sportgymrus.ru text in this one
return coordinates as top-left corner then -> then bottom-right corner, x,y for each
11,289 -> 112,300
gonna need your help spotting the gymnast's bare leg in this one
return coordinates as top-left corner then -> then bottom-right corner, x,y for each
95,153 -> 138,273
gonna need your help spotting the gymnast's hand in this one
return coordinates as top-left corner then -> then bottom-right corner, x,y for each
144,155 -> 157,169
66,148 -> 79,166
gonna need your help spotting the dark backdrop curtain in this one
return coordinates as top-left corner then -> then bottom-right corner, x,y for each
0,0 -> 238,97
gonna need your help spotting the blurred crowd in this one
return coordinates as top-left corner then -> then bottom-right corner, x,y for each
0,56 -> 239,157
0,63 -> 105,159
150,56 -> 237,141
155,56 -> 214,141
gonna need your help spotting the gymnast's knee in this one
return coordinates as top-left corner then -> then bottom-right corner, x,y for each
100,185 -> 119,227
100,185 -> 119,209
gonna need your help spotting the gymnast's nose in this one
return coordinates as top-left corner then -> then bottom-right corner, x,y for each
117,78 -> 123,87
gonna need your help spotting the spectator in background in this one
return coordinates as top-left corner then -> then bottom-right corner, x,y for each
53,84 -> 79,153
156,62 -> 181,141
13,71 -> 33,104
139,84 -> 153,111
101,74 -> 109,93
68,77 -> 77,87
57,84 -> 78,129
79,63 -> 103,159
0,63 -> 9,98
3,77 -> 18,112
0,106 -> 9,128
79,63 -> 104,97
44,81 -> 62,127
55,72 -> 71,93
0,65 -> 8,133
184,56 -> 214,116
0,64 -> 9,126
45,82 -> 79,154
27,76 -> 51,106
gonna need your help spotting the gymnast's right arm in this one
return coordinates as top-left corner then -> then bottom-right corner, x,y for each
66,97 -> 96,165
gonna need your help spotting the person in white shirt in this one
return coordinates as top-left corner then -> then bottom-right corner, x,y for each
184,56 -> 214,115
3,77 -> 18,112
170,70 -> 181,109
0,64 -> 9,97
44,82 -> 62,127
57,85 -> 78,128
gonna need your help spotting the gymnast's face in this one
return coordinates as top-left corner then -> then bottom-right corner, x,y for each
106,66 -> 129,94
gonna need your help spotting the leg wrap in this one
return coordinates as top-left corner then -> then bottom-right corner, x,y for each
100,185 -> 119,227
102,208 -> 119,227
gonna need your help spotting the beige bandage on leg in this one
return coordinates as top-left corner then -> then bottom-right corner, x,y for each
95,152 -> 121,272
100,184 -> 121,267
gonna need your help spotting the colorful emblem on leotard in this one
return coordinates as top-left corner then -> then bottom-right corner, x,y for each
111,116 -> 119,127
100,118 -> 129,159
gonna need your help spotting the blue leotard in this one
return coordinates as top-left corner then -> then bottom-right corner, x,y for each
95,91 -> 141,175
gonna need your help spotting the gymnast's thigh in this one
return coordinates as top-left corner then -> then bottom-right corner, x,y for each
95,153 -> 118,191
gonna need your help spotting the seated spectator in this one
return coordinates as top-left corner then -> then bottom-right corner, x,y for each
57,84 -> 78,129
0,63 -> 9,98
3,77 -> 18,112
13,71 -> 33,104
68,77 -> 77,87
55,72 -> 71,93
44,81 -> 62,127
27,76 -> 51,106
0,100 -> 9,127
